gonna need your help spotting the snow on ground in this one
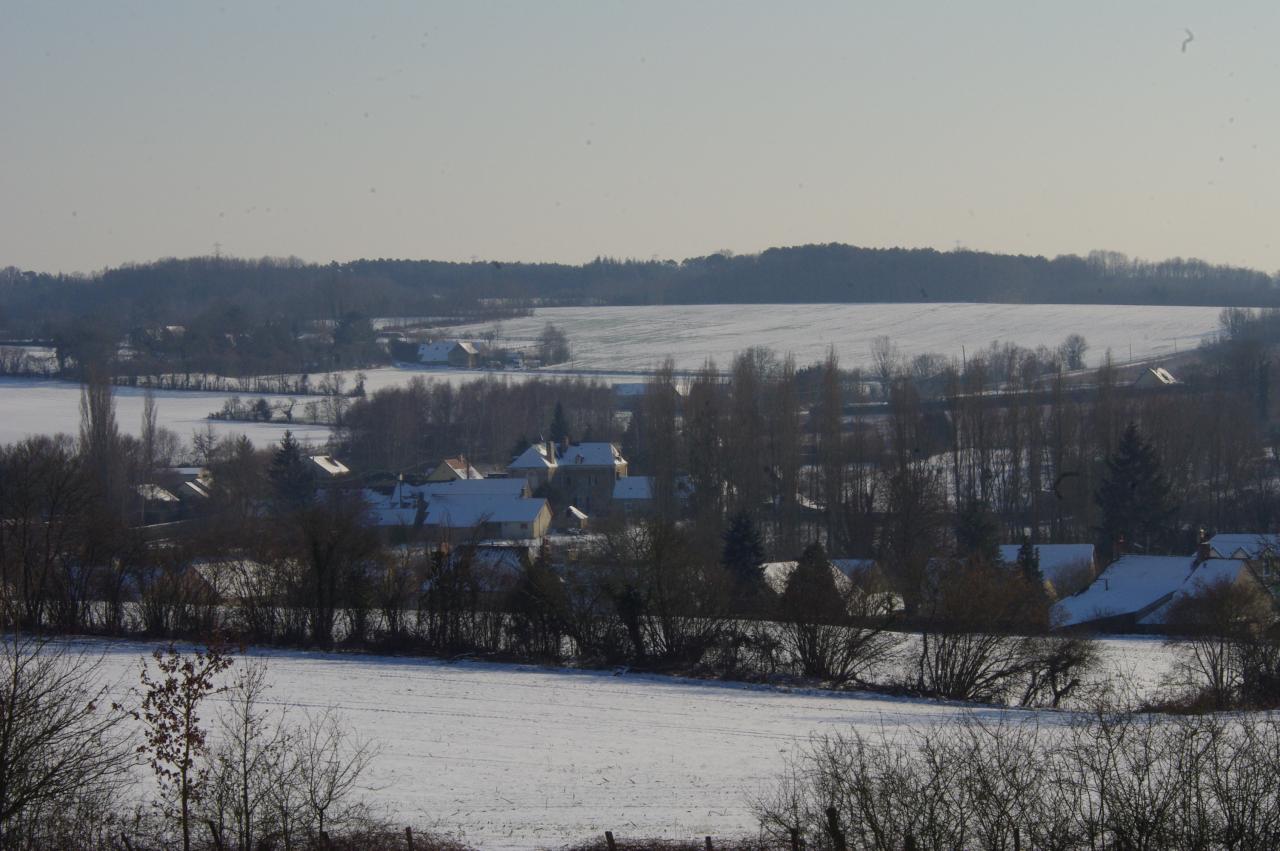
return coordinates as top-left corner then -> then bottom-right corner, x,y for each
0,378 -> 332,448
452,303 -> 1224,373
83,635 -> 1179,849
0,303 -> 1224,447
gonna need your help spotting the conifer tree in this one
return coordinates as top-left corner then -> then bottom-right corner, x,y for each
1095,422 -> 1177,558
721,510 -> 765,590
268,430 -> 312,509
549,402 -> 569,444
1016,537 -> 1043,587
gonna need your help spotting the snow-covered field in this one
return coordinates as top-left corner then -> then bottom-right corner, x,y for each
0,378 -> 331,447
454,303 -> 1224,373
85,635 -> 1178,849
0,303 -> 1225,448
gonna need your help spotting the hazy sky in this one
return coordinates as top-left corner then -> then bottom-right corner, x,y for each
4,2 -> 1278,274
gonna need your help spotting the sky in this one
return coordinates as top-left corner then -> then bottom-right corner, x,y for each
3,1 -> 1278,274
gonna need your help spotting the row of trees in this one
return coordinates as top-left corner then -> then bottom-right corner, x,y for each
5,246 -> 1276,340
759,708 -> 1280,850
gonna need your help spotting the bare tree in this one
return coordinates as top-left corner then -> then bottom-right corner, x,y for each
0,633 -> 134,847
293,709 -> 377,840
136,641 -> 235,851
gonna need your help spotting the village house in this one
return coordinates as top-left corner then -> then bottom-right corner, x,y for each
309,455 -> 350,478
508,440 -> 629,513
426,455 -> 484,482
417,340 -> 478,368
365,478 -> 550,540
1133,366 -> 1179,388
1053,553 -> 1196,631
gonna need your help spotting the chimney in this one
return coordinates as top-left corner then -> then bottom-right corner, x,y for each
1113,536 -> 1127,561
1195,528 -> 1211,564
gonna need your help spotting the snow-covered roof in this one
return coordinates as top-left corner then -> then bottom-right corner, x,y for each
613,476 -> 653,501
559,442 -> 625,468
1139,559 -> 1256,625
1207,533 -> 1280,560
1053,554 -> 1195,627
365,489 -> 548,529
438,456 -> 484,479
137,483 -> 179,503
409,479 -> 529,498
1142,366 -> 1178,385
309,455 -> 349,476
426,495 -> 548,527
998,544 -> 1095,584
181,480 -> 211,500
566,506 -> 588,520
510,443 -> 556,470
417,340 -> 476,362
510,441 -> 626,470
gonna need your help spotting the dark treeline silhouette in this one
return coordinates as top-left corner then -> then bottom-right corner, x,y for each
3,245 -> 1276,339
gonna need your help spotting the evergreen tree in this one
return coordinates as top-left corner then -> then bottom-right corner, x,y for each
1016,537 -> 1043,587
549,401 -> 570,444
1096,422 -> 1177,558
955,496 -> 1001,566
721,510 -> 765,590
268,430 -> 313,508
781,541 -> 844,625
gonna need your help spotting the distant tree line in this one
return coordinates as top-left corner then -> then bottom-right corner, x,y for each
2,245 -> 1276,344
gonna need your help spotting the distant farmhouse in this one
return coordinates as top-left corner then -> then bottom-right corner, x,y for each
416,340 -> 478,368
1133,366 -> 1179,388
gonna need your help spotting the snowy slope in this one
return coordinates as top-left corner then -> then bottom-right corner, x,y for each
452,303 -> 1222,373
83,636 -> 1178,849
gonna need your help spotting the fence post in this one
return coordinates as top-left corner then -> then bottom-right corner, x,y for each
406,825 -> 415,850
904,832 -> 917,851
605,830 -> 617,851
1014,827 -> 1021,851
789,826 -> 802,851
826,806 -> 847,851
705,837 -> 714,850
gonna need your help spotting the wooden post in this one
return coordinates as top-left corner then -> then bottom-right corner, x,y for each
605,830 -> 617,851
825,806 -> 847,851
789,826 -> 802,851
904,831 -> 917,851
705,837 -> 713,850
1014,827 -> 1021,851
406,825 -> 415,850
